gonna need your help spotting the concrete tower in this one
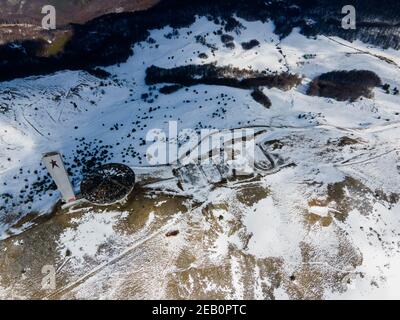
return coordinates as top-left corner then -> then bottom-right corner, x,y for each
42,151 -> 76,203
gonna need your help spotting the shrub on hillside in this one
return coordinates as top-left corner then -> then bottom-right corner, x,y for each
241,39 -> 260,50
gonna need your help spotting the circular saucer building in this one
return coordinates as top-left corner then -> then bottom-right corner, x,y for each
80,163 -> 135,205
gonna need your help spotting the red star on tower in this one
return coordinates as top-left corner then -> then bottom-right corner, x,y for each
50,160 -> 59,168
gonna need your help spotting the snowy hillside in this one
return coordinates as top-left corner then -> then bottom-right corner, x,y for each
0,16 -> 400,299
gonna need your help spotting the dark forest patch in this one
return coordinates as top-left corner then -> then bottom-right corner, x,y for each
146,63 -> 301,108
146,63 -> 301,91
251,89 -> 271,108
159,84 -> 184,94
85,68 -> 111,79
307,70 -> 382,101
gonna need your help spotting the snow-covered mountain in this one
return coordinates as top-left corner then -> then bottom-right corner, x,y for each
2,0 -> 400,82
0,3 -> 400,299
